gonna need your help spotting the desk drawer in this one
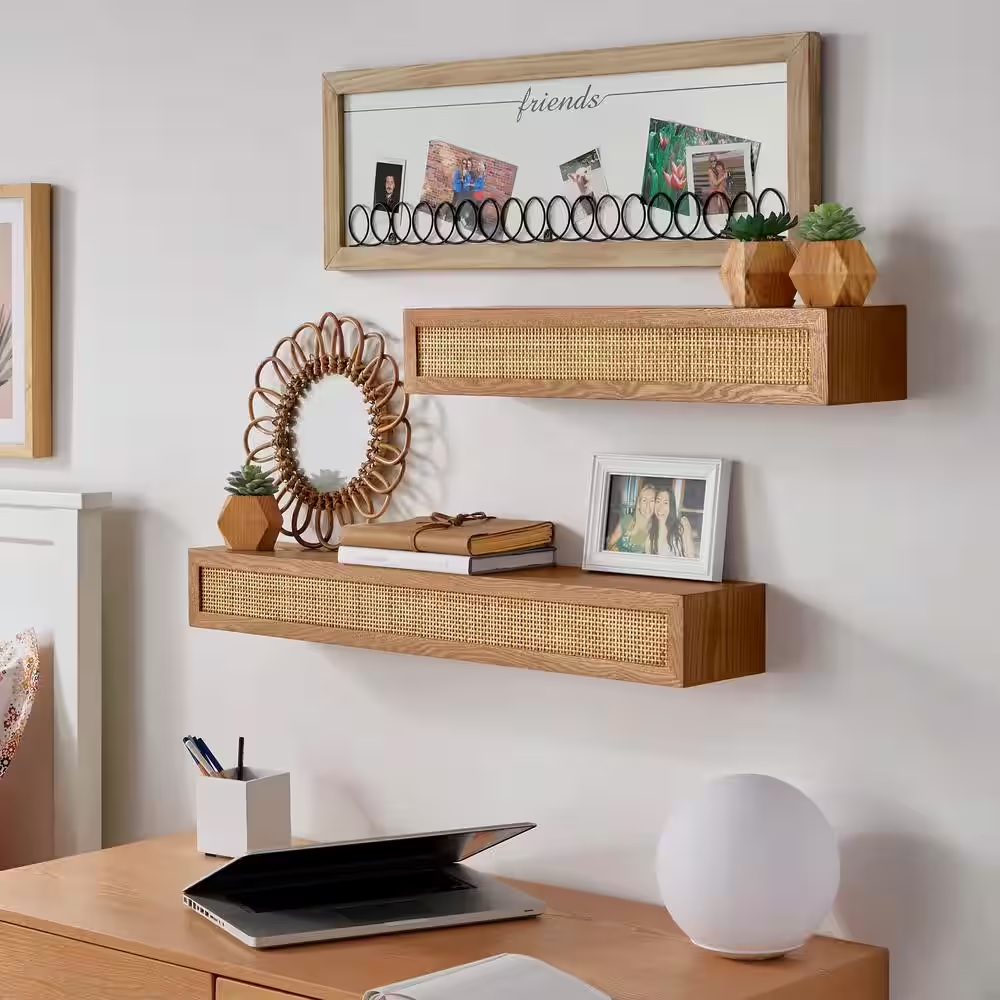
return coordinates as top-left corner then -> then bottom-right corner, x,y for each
217,981 -> 309,1000
0,920 -> 212,1000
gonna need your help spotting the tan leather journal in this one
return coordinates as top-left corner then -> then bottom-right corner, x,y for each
340,514 -> 554,556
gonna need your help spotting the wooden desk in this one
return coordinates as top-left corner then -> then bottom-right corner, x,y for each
0,834 -> 887,1000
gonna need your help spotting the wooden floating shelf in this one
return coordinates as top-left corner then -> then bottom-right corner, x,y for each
404,305 -> 907,405
189,547 -> 765,688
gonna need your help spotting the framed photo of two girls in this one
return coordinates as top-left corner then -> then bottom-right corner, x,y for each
584,454 -> 731,582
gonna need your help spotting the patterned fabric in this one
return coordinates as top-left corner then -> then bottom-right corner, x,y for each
0,629 -> 41,780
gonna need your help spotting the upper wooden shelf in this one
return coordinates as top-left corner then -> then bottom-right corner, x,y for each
403,305 -> 907,405
189,546 -> 765,688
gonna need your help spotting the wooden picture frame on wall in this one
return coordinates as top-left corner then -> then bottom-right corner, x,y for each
323,32 -> 820,271
0,184 -> 52,459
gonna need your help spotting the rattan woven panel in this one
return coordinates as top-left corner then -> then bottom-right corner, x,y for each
201,567 -> 672,669
416,325 -> 811,385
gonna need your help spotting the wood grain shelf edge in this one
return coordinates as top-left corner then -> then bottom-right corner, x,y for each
188,547 -> 765,688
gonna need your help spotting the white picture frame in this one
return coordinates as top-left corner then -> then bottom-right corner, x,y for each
684,141 -> 753,221
583,454 -> 732,582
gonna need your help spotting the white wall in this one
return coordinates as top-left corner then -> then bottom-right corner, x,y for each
1,1 -> 997,996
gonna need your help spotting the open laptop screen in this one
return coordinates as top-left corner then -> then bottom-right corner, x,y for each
185,823 -> 535,897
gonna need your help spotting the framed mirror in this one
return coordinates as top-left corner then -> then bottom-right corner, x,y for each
244,313 -> 410,549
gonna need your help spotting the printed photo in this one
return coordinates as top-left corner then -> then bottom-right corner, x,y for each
641,119 -> 760,215
372,160 -> 405,212
0,222 -> 13,421
603,475 -> 705,560
419,140 -> 518,229
583,455 -> 731,582
558,147 -> 610,217
685,142 -> 753,218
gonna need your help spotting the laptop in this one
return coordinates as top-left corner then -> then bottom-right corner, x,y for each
182,822 -> 544,948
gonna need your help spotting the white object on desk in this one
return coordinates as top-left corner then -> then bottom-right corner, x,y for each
364,953 -> 608,1000
656,773 -> 840,959
196,767 -> 291,858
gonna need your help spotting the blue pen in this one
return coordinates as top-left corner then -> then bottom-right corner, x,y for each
193,736 -> 223,774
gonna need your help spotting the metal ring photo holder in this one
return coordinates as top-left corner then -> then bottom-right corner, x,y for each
243,313 -> 411,550
348,188 -> 787,247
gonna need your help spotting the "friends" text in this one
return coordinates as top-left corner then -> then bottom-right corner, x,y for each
516,84 -> 608,123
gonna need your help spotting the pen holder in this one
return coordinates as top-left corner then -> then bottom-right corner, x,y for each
195,767 -> 291,859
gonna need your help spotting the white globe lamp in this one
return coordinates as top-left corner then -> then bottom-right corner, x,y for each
656,774 -> 840,959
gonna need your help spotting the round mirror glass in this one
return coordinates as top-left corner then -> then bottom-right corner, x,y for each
295,376 -> 370,493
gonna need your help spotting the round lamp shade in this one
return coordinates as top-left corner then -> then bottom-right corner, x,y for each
656,774 -> 840,959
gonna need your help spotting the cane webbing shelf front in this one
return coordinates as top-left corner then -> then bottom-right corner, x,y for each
403,306 -> 907,405
189,547 -> 765,688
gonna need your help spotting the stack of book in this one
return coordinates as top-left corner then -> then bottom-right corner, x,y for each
339,515 -> 555,575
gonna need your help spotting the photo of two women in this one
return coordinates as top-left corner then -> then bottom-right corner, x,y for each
604,475 -> 704,559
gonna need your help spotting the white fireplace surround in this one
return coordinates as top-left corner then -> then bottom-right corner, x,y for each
0,490 -> 109,857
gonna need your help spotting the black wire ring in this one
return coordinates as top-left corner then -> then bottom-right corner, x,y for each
545,195 -> 571,241
523,196 -> 546,241
647,192 -> 676,239
621,193 -> 648,240
500,197 -> 524,242
594,194 -> 622,240
569,196 -> 597,240
432,202 -> 457,243
412,202 -> 434,243
454,200 -> 478,242
478,198 -> 502,241
388,201 -> 412,243
348,204 -> 370,246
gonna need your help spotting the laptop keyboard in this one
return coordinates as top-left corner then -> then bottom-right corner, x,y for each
235,867 -> 474,913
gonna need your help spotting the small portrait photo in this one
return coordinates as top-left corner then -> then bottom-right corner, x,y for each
558,147 -> 610,217
685,142 -> 752,218
584,455 -> 731,582
372,160 -> 405,212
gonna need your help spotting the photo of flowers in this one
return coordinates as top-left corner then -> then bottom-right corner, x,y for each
641,119 -> 760,216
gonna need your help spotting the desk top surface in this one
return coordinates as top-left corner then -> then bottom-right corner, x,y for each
0,834 -> 885,1000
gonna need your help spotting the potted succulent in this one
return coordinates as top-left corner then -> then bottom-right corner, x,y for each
217,463 -> 282,552
790,203 -> 877,307
719,211 -> 799,308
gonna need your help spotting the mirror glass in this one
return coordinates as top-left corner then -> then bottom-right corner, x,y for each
295,376 -> 370,492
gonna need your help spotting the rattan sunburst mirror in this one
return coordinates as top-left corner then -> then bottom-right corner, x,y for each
243,313 -> 410,550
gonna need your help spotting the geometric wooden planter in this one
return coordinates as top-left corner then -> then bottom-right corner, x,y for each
720,241 -> 797,308
404,306 -> 907,405
790,240 -> 878,307
217,496 -> 282,552
189,546 -> 766,688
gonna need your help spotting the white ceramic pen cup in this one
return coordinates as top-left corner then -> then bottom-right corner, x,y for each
195,767 -> 291,859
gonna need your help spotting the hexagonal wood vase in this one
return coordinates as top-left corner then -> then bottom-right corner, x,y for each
720,241 -> 797,308
790,240 -> 878,307
217,495 -> 282,552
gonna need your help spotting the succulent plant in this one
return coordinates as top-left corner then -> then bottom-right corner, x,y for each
797,203 -> 865,242
723,211 -> 798,242
226,463 -> 278,497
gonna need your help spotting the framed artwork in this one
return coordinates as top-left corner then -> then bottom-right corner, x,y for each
583,454 -> 732,582
0,184 -> 51,459
323,32 -> 820,270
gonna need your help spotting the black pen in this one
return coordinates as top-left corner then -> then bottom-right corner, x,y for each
236,736 -> 245,781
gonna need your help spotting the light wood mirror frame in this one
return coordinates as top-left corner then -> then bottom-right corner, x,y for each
323,32 -> 820,271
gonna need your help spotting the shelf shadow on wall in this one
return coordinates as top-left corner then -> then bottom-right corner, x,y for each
878,225 -> 977,400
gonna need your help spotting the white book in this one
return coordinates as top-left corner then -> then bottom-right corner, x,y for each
339,546 -> 556,575
363,953 -> 609,1000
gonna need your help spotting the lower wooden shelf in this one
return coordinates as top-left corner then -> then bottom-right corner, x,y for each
188,547 -> 765,688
